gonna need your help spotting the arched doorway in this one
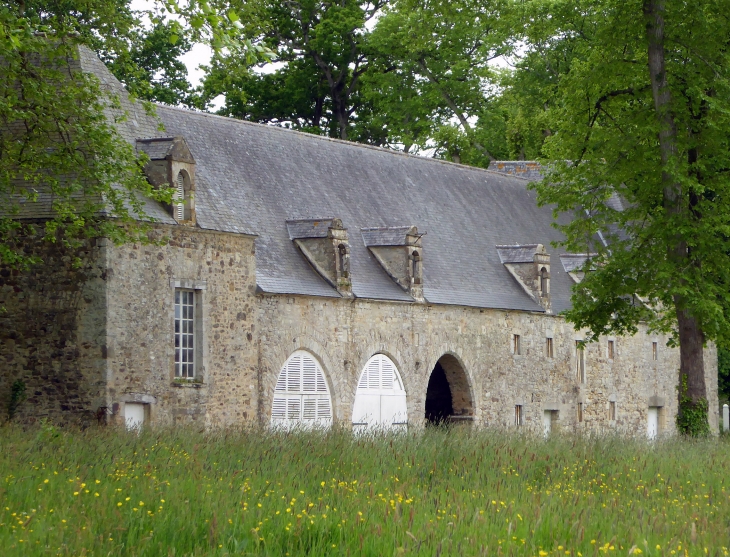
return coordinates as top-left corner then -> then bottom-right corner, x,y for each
352,354 -> 407,432
425,354 -> 474,425
271,350 -> 333,430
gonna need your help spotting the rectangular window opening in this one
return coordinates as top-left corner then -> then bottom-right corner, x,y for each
546,337 -> 554,358
577,402 -> 584,423
515,405 -> 524,426
513,334 -> 521,356
175,289 -> 197,379
609,401 -> 616,421
607,340 -> 614,360
576,341 -> 585,383
652,342 -> 658,361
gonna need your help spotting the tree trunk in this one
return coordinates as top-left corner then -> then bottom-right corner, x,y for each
644,0 -> 707,421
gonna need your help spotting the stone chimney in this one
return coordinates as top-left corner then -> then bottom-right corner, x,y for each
496,244 -> 551,312
137,136 -> 196,225
286,218 -> 352,296
361,226 -> 424,301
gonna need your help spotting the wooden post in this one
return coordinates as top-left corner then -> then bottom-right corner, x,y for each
723,404 -> 729,432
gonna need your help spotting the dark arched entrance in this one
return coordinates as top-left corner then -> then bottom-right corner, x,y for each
425,354 -> 474,425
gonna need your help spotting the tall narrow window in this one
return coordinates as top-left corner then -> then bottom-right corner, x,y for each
575,341 -> 585,383
174,172 -> 185,221
546,337 -> 554,358
412,251 -> 422,284
609,401 -> 616,421
338,244 -> 349,278
513,334 -> 521,355
540,267 -> 549,297
652,342 -> 658,361
174,289 -> 195,379
515,405 -> 524,426
577,402 -> 584,423
607,340 -> 615,360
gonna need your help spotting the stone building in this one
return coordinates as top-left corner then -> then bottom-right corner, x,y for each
0,47 -> 719,435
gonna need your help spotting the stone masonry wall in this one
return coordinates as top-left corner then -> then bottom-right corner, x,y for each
257,295 -> 719,436
0,231 -> 108,424
105,225 -> 258,428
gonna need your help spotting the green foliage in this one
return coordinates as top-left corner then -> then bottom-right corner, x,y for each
6,379 -> 26,421
676,374 -> 710,437
2,425 -> 730,555
524,0 -> 730,350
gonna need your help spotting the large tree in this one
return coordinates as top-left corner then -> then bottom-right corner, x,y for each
522,0 -> 730,434
203,0 -> 385,141
364,0 -> 513,164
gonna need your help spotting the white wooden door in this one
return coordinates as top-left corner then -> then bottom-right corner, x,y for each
647,407 -> 659,439
352,354 -> 407,432
271,351 -> 333,430
543,410 -> 552,437
125,403 -> 145,431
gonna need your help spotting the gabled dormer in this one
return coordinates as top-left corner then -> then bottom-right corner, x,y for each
559,253 -> 596,283
286,218 -> 352,296
137,136 -> 196,225
362,226 -> 424,301
496,244 -> 551,312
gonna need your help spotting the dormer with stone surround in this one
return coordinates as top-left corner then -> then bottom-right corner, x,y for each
137,136 -> 196,225
287,218 -> 352,296
496,244 -> 551,312
362,226 -> 424,301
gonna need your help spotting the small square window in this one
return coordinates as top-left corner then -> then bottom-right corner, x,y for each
515,405 -> 524,426
609,401 -> 616,421
577,402 -> 584,423
652,342 -> 658,361
546,337 -> 554,358
513,334 -> 521,355
607,340 -> 614,360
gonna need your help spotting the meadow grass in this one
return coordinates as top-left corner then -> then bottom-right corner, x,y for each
1,423 -> 729,556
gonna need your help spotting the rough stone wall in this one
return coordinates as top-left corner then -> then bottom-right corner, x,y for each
257,295 -> 718,436
105,225 -> 258,428
0,231 -> 108,424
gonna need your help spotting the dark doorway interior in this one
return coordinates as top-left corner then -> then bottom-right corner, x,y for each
425,362 -> 453,424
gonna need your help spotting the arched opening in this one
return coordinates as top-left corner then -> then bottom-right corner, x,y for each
540,267 -> 549,297
412,250 -> 422,284
338,244 -> 349,278
271,350 -> 333,430
352,354 -> 407,432
174,171 -> 191,221
425,354 -> 473,425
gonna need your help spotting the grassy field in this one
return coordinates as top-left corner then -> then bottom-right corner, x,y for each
1,424 -> 729,556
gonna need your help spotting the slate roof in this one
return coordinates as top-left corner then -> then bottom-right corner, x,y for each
496,244 -> 542,264
361,227 -> 417,247
286,219 -> 336,240
15,46 -> 580,313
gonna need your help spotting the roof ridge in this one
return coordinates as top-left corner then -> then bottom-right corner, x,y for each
153,104 -> 535,182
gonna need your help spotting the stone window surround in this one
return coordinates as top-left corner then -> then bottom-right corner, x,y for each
171,279 -> 207,386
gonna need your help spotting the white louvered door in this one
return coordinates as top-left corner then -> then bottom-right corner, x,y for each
352,354 -> 408,432
271,351 -> 333,430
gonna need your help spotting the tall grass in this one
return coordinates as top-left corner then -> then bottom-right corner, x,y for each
1,423 -> 729,556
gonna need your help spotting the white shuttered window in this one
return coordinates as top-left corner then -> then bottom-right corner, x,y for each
352,354 -> 408,432
271,351 -> 332,429
174,172 -> 185,221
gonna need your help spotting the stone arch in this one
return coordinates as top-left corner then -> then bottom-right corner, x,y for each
424,352 -> 474,425
260,332 -> 341,423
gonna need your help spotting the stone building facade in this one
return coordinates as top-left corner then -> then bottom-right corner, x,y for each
0,47 -> 719,435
